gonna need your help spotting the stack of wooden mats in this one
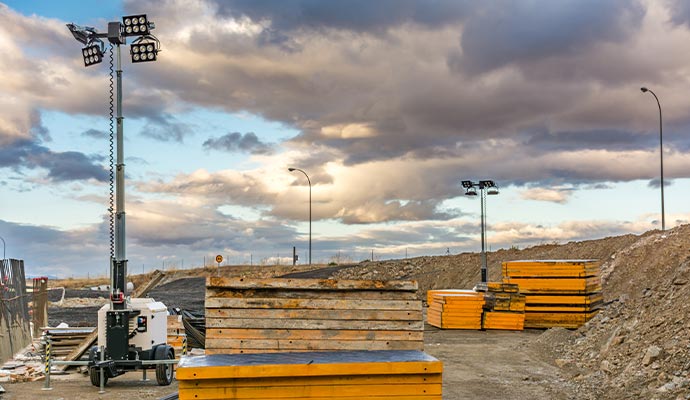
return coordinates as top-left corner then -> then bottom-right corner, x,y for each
475,282 -> 526,330
426,290 -> 485,329
502,260 -> 603,328
205,277 -> 423,354
177,350 -> 443,400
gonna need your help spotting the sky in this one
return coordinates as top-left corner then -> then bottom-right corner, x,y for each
1,0 -> 689,278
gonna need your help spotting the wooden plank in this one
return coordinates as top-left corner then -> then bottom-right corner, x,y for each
207,277 -> 418,291
207,328 -> 424,341
176,351 -> 443,380
206,317 -> 423,331
178,373 -> 442,388
207,288 -> 418,300
426,289 -> 477,304
205,339 -> 424,352
205,297 -> 421,311
206,308 -> 422,321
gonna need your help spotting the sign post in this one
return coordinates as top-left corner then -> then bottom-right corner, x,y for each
215,254 -> 223,276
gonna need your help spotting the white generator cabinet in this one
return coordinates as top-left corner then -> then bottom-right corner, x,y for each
97,298 -> 168,350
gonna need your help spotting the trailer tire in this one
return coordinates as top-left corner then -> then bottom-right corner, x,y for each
155,345 -> 174,386
89,366 -> 108,387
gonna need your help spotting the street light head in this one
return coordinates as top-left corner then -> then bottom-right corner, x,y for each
461,180 -> 473,189
288,168 -> 296,172
640,87 -> 649,93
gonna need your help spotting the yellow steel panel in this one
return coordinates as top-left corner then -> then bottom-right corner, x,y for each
178,383 -> 441,399
426,289 -> 478,304
177,353 -> 443,381
524,293 -> 603,305
180,394 -> 441,400
178,373 -> 443,389
504,277 -> 601,294
524,311 -> 598,329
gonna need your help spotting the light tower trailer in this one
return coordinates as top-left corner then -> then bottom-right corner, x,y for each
66,15 -> 174,386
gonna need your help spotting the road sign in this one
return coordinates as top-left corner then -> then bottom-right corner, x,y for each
215,255 -> 223,264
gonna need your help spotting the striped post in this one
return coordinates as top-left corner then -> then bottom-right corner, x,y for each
42,337 -> 52,390
182,334 -> 188,356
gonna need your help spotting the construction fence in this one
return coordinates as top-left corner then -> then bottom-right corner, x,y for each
0,259 -> 31,364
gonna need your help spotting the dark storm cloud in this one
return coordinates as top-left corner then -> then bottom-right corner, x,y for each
0,138 -> 108,182
213,0 -> 472,33
647,178 -> 673,189
669,0 -> 690,27
456,0 -> 645,74
82,128 -> 108,139
203,132 -> 273,155
139,115 -> 194,143
524,129 -> 658,153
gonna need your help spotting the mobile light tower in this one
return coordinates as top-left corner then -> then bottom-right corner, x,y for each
462,180 -> 499,283
67,15 -> 173,387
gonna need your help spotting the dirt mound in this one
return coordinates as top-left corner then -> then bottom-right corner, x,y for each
554,225 -> 690,400
333,233 -> 641,302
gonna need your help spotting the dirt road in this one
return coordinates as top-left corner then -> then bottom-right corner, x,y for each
4,327 -> 573,400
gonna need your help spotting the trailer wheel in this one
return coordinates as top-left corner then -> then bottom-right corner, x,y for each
155,345 -> 174,386
89,366 -> 108,387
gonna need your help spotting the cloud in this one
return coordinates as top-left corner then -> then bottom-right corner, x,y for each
82,128 -> 108,139
0,138 -> 108,182
210,0 -> 472,34
139,114 -> 195,142
456,1 -> 645,75
203,132 -> 273,154
520,187 -> 574,204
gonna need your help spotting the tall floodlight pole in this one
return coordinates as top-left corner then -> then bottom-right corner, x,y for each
462,180 -> 499,283
0,236 -> 5,259
640,87 -> 665,231
67,16 -> 160,309
288,168 -> 312,265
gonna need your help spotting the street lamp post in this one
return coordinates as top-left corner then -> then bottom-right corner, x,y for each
0,236 -> 5,260
640,87 -> 665,231
462,180 -> 499,283
288,168 -> 312,265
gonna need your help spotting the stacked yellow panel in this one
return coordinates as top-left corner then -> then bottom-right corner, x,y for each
426,291 -> 485,329
502,260 -> 603,329
478,282 -> 526,330
177,350 -> 443,400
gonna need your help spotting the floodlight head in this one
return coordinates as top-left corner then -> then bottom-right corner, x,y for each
82,43 -> 104,67
130,38 -> 159,63
487,187 -> 499,195
67,23 -> 91,45
640,87 -> 648,93
461,180 -> 473,189
288,168 -> 296,172
122,14 -> 151,36
465,188 -> 478,196
479,180 -> 495,188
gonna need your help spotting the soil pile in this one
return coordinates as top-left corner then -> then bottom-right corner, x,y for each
547,225 -> 690,400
